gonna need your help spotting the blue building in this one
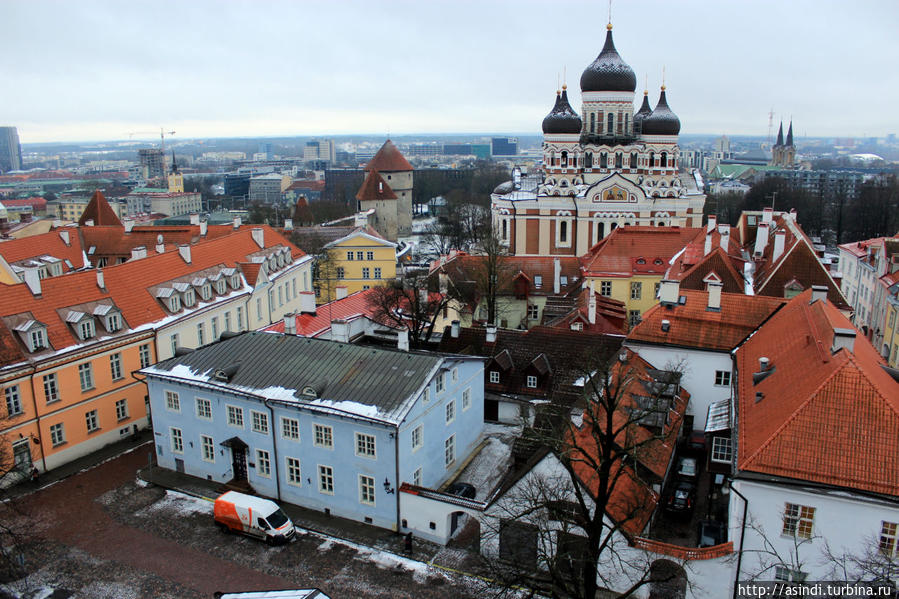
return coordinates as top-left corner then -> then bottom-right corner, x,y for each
141,332 -> 485,532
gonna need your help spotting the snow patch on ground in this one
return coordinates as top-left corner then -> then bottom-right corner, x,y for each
141,490 -> 211,517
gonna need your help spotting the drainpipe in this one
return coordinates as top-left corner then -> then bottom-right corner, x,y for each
27,365 -> 48,472
394,424 -> 401,534
729,479 -> 749,599
263,398 -> 282,503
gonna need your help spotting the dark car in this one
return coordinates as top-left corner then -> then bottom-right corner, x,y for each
665,481 -> 696,514
446,482 -> 476,499
697,519 -> 726,547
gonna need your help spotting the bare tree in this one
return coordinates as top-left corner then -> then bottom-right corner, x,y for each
290,230 -> 341,305
821,533 -> 899,588
0,438 -> 35,592
470,227 -> 515,327
365,268 -> 456,349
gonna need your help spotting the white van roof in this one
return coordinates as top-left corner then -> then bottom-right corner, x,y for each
216,491 -> 281,515
217,591 -> 329,599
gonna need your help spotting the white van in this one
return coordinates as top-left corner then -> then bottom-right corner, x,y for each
213,491 -> 296,545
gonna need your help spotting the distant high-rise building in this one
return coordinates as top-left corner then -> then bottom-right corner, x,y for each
258,142 -> 273,160
0,126 -> 22,173
491,137 -> 518,156
304,139 -> 335,164
138,148 -> 166,179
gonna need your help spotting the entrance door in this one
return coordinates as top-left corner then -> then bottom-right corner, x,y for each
174,458 -> 185,474
12,439 -> 31,473
231,446 -> 248,482
484,399 -> 499,422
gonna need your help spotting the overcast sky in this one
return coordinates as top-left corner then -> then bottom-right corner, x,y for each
3,0 -> 898,143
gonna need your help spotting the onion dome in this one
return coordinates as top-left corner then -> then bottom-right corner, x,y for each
580,24 -> 637,93
542,86 -> 582,134
633,89 -> 653,126
641,87 -> 681,135
493,181 -> 515,194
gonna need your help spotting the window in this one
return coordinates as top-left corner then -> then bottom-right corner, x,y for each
654,282 -> 661,299
29,327 -> 47,351
115,399 -> 128,421
196,322 -> 205,345
630,281 -> 642,300
106,313 -> 121,332
600,281 -> 612,297
366,251 -> 374,261
256,298 -> 262,320
628,310 -> 641,327
711,436 -> 732,463
489,371 -> 500,384
286,457 -> 301,485
630,152 -> 638,168
452,367 -> 458,382
436,372 -> 445,394
43,373 -> 59,403
139,344 -> 152,368
774,566 -> 807,583
314,424 -> 333,448
109,353 -> 123,381
256,449 -> 271,477
196,397 -> 212,420
559,220 -> 568,244
318,465 -> 334,494
374,267 -> 381,279
165,390 -> 180,411
281,417 -> 300,441
79,319 -> 95,340
526,375 -> 538,388
4,385 -> 22,416
445,400 -> 456,424
78,363 -> 94,391
359,474 -> 376,505
413,467 -> 422,487
50,422 -> 65,447
211,317 -> 218,340
411,425 -> 423,451
346,251 -> 354,261
534,275 -> 543,288
783,503 -> 815,538
462,388 -> 471,411
170,333 -> 179,356
171,428 -> 183,453
251,411 -> 269,434
85,409 -> 99,433
236,306 -> 244,330
528,304 -> 539,320
356,251 -> 364,261
355,433 -> 376,458
277,286 -> 283,306
336,267 -> 345,279
362,267 -> 370,280
714,370 -> 732,387
879,521 -> 897,557
225,405 -> 243,427
224,312 -> 231,333
444,435 -> 456,467
201,435 -> 215,462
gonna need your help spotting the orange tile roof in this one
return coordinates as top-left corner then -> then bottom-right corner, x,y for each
355,170 -> 398,202
80,224 -> 234,259
0,228 -> 86,272
365,140 -> 413,172
629,290 -> 786,352
78,190 -> 122,226
673,247 -> 746,295
265,288 -> 383,337
735,289 -> 899,496
580,226 -> 702,276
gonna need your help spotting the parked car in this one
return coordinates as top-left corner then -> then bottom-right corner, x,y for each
664,481 -> 696,514
676,457 -> 698,479
213,491 -> 296,545
697,519 -> 726,547
446,482 -> 477,499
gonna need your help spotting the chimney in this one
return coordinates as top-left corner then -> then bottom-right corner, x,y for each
130,246 -> 147,261
832,328 -> 856,354
84,219 -> 94,227
451,320 -> 460,338
707,281 -> 723,311
789,208 -> 798,222
330,318 -> 350,343
58,230 -> 70,246
397,329 -> 410,352
199,220 -> 208,237
96,268 -> 105,290
811,285 -> 828,304
123,218 -> 134,233
707,215 -> 717,233
22,268 -> 41,296
553,258 -> 561,294
588,290 -> 597,324
486,324 -> 497,343
335,286 -> 348,300
762,207 -> 773,224
251,227 -> 264,248
284,218 -> 293,231
233,216 -> 242,229
754,223 -> 769,256
299,291 -> 316,314
759,357 -> 770,371
52,219 -> 63,228
772,231 -> 786,262
189,213 -> 200,225
178,244 -> 191,264
718,224 -> 730,253
661,319 -> 671,332
659,279 -> 680,304
283,313 -> 296,335
155,236 -> 165,254
704,233 -> 713,256
354,212 -> 368,227
438,272 -> 448,294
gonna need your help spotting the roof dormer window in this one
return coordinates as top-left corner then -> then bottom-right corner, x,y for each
29,328 -> 47,351
215,279 -> 226,294
183,289 -> 195,307
169,296 -> 181,312
200,284 -> 211,301
78,319 -> 95,341
105,312 -> 122,332
230,274 -> 241,289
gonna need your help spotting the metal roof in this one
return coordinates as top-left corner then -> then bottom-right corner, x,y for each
143,332 -> 453,425
705,398 -> 731,433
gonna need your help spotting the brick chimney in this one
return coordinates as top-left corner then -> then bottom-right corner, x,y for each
96,268 -> 105,290
233,216 -> 241,229
762,207 -> 773,224
284,218 -> 293,231
336,286 -> 348,300
23,268 -> 41,296
58,230 -> 70,246
704,233 -> 713,256
553,258 -> 561,294
718,224 -> 730,253
199,220 -> 207,237
588,290 -> 597,324
299,291 -> 316,314
283,313 -> 296,335
189,213 -> 200,225
486,324 -> 497,343
123,218 -> 134,233
451,320 -> 460,338
707,214 -> 717,233
811,285 -> 828,304
754,223 -> 769,256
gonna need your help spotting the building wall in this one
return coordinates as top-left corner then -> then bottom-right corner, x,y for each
320,235 -> 396,302
583,273 -> 662,326
381,171 -> 413,237
359,199 -> 398,242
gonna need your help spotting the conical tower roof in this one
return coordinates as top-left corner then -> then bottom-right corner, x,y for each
78,190 -> 122,227
366,140 -> 412,172
356,169 -> 398,202
775,122 -> 784,147
786,121 -> 794,147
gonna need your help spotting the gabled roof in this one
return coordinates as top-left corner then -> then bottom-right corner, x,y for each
735,289 -> 899,497
673,247 -> 746,295
580,226 -> 701,277
355,170 -> 397,202
80,224 -> 235,259
266,288 -> 387,338
78,190 -> 121,226
365,140 -> 413,172
629,290 -> 786,352
0,228 -> 87,273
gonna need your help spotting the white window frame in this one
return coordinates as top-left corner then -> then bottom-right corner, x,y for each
286,457 -> 301,486
78,362 -> 94,391
256,449 -> 271,477
85,409 -> 99,433
109,353 -> 123,381
359,474 -> 376,506
226,405 -> 244,428
489,370 -> 500,384
43,373 -> 59,403
165,390 -> 180,412
139,343 -> 152,368
452,367 -> 458,382
714,370 -> 732,387
170,427 -> 183,453
711,436 -> 732,463
50,422 -> 65,447
201,435 -> 215,462
444,434 -> 455,468
354,432 -> 376,459
314,424 -> 333,449
411,425 -> 423,452
251,410 -> 269,435
436,372 -> 445,394
880,521 -> 898,557
196,397 -> 212,420
462,388 -> 471,411
281,417 -> 300,441
412,467 -> 422,487
445,400 -> 456,424
782,503 -> 815,539
600,281 -> 612,297
526,375 -> 538,388
4,385 -> 22,416
115,399 -> 128,421
318,464 -> 334,494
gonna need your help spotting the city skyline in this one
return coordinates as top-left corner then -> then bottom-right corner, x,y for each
3,0 -> 898,144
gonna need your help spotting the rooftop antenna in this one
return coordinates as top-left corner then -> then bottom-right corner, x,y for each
563,66 -> 567,88
662,65 -> 666,89
608,0 -> 612,25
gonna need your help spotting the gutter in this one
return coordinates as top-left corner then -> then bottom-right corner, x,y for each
728,479 -> 749,599
394,423 -> 401,535
27,366 -> 48,472
263,398 -> 282,502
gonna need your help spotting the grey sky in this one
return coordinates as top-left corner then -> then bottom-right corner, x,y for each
3,0 -> 897,143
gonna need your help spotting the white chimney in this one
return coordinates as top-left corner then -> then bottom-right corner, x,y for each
659,279 -> 680,304
189,213 -> 200,225
759,357 -> 770,371
762,207 -> 773,224
200,220 -> 208,237
123,218 -> 134,233
707,281 -> 723,311
84,219 -> 94,227
398,329 -> 410,352
704,233 -> 713,256
553,258 -> 561,294
354,212 -> 368,227
251,227 -> 264,249
299,291 -> 316,314
451,320 -> 460,338
707,215 -> 717,233
178,244 -> 191,264
58,230 -> 70,246
831,327 -> 856,354
485,324 -> 497,343
789,208 -> 798,222
283,313 -> 296,335
588,290 -> 597,324
96,268 -> 105,290
811,285 -> 828,304
233,216 -> 241,229
23,268 -> 41,296
284,218 -> 293,231
772,231 -> 786,262
330,318 -> 350,343
661,319 -> 671,332
754,223 -> 769,256
718,224 -> 730,253
131,246 -> 147,261
336,286 -> 348,300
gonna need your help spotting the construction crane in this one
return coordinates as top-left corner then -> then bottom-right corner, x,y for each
127,127 -> 176,152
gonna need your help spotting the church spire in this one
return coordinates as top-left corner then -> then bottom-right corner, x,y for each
786,121 -> 794,147
774,122 -> 784,147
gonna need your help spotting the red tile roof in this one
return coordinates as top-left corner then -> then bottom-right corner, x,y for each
78,190 -> 122,226
580,226 -> 702,277
2,197 -> 47,210
365,140 -> 413,172
265,288 -> 383,337
80,225 -> 235,260
0,228 -> 86,272
735,288 -> 899,496
355,170 -> 397,202
672,247 -> 746,295
629,290 -> 786,352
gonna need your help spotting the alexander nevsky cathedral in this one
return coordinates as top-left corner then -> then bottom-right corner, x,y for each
491,23 -> 706,257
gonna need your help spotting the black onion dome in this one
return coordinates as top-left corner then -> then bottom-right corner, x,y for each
633,91 -> 652,125
493,180 -> 515,194
580,26 -> 637,93
542,88 -> 582,134
641,88 -> 681,135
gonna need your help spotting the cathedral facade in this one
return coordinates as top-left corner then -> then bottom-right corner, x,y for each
492,24 -> 706,257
